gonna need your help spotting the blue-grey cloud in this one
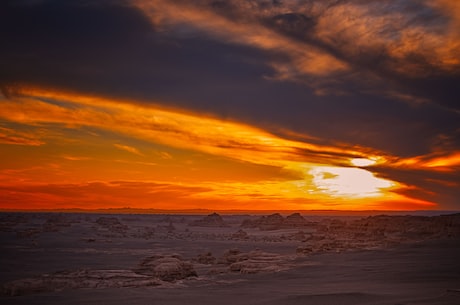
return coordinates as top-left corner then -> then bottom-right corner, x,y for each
1,0 -> 459,158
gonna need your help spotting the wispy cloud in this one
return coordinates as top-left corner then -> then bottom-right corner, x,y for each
0,180 -> 212,210
394,151 -> 460,172
62,155 -> 92,161
133,0 -> 349,78
114,143 -> 144,156
0,126 -> 44,146
158,151 -> 172,160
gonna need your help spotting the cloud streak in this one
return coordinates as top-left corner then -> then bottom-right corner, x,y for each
0,126 -> 45,146
0,86 -> 378,168
0,181 -> 212,210
0,86 -> 444,209
114,144 -> 144,156
134,0 -> 349,78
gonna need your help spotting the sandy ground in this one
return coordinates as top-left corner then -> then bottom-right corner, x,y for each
1,213 -> 459,305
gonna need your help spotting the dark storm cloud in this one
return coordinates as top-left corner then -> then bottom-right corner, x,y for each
0,0 -> 275,111
1,0 -> 459,159
373,165 -> 460,210
188,0 -> 460,110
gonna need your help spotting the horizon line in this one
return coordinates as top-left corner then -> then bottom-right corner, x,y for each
1,208 -> 459,216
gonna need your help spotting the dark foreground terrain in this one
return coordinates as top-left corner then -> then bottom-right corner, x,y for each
1,212 -> 459,305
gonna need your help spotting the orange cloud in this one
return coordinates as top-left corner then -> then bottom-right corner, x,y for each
425,152 -> 460,168
0,181 -> 213,210
313,1 -> 460,76
62,155 -> 92,161
0,86 -> 378,167
114,144 -> 144,156
395,151 -> 460,172
0,126 -> 44,146
133,0 -> 348,79
0,177 -> 434,211
0,86 -> 438,210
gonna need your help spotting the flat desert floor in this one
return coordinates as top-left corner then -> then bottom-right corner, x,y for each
1,212 -> 459,305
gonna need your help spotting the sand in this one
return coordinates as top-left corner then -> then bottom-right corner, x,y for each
1,212 -> 459,305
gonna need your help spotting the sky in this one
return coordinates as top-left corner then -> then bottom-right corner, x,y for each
0,0 -> 459,211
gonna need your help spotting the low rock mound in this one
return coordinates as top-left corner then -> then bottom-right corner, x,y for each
285,213 -> 307,226
189,213 -> 229,227
135,254 -> 197,282
218,249 -> 293,274
2,269 -> 161,296
241,213 -> 313,230
229,251 -> 287,274
42,214 -> 72,232
231,229 -> 249,240
194,252 -> 216,265
95,216 -> 128,235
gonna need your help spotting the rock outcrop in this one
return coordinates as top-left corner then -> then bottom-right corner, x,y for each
42,214 -> 72,232
241,213 -> 314,230
134,254 -> 197,282
231,229 -> 249,240
285,213 -> 307,226
194,252 -> 216,265
0,213 -> 28,232
189,213 -> 229,227
3,253 -> 199,296
3,269 -> 162,296
217,248 -> 293,274
95,216 -> 128,236
228,250 -> 287,274
295,213 -> 460,255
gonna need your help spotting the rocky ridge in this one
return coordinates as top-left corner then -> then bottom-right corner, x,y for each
241,213 -> 315,230
189,213 -> 229,227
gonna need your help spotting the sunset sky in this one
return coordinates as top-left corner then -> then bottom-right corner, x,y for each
1,0 -> 459,211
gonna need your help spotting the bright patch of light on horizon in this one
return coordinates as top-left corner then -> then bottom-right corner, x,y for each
351,158 -> 377,167
310,166 -> 395,198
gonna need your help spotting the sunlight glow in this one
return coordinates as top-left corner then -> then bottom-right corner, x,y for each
351,158 -> 377,167
310,166 -> 395,198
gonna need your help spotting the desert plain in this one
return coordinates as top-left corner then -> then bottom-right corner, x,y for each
1,211 -> 459,305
